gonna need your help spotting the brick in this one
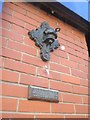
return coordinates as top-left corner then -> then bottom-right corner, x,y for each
65,115 -> 86,118
66,46 -> 77,56
50,63 -> 70,74
69,54 -> 86,65
18,100 -> 50,113
20,74 -> 49,88
4,58 -> 36,75
2,5 -> 13,15
61,74 -> 80,85
0,48 -> 2,56
11,24 -> 28,36
60,58 -> 78,69
81,79 -> 88,87
52,103 -> 74,113
71,69 -> 88,79
78,64 -> 88,73
2,98 -> 17,111
37,67 -> 60,80
73,85 -> 88,95
83,49 -> 88,55
2,29 -> 23,43
12,17 -> 25,27
22,54 -> 48,67
50,81 -> 72,92
2,83 -> 28,98
67,41 -> 75,50
36,114 -> 64,118
82,96 -> 88,104
62,94 -> 82,103
0,19 -> 2,27
23,37 -> 35,47
13,11 -> 38,26
8,40 -> 37,56
59,33 -> 74,43
0,98 -> 2,111
2,69 -> 19,83
60,38 -> 67,45
1,13 -> 12,22
27,11 -> 44,23
1,37 -> 8,48
75,105 -> 88,114
25,23 -> 36,31
74,44 -> 83,52
4,2 -> 26,15
50,53 -> 60,63
0,58 -> 2,68
76,51 -> 88,60
2,20 -> 11,29
58,93 -> 63,102
2,47 -> 21,61
2,113 -> 34,118
54,49 -> 68,59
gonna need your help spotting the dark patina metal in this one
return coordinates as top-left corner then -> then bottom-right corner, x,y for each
28,22 -> 60,61
28,85 -> 59,102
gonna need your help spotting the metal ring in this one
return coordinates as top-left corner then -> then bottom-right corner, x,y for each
55,28 -> 60,32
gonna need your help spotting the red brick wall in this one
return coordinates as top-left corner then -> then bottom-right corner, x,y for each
1,2 -> 89,119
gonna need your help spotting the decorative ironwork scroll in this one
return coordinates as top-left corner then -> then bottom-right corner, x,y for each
28,22 -> 60,61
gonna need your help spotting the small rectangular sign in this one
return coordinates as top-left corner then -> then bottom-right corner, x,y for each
28,86 -> 59,102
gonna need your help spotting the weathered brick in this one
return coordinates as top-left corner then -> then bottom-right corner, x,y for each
37,67 -> 60,80
62,93 -> 82,103
2,113 -> 34,118
71,69 -> 88,79
50,53 -> 60,63
81,79 -> 88,87
4,58 -> 36,75
61,74 -> 80,85
2,47 -> 21,61
54,49 -> 68,59
8,40 -> 37,56
2,29 -> 23,43
13,11 -> 38,26
75,105 -> 88,114
2,83 -> 28,98
73,85 -> 88,95
36,114 -> 64,118
27,11 -> 45,23
1,13 -> 12,22
1,37 -> 8,48
50,63 -> 70,74
12,16 -> 25,27
18,100 -> 50,113
2,69 -> 19,83
50,81 -> 72,92
60,58 -> 78,69
82,96 -> 88,104
52,103 -> 74,113
22,54 -> 48,67
78,64 -> 88,73
2,20 -> 11,29
2,5 -> 13,15
2,98 -> 17,111
20,74 -> 49,88
23,36 -> 35,47
11,24 -> 28,36
4,2 -> 26,15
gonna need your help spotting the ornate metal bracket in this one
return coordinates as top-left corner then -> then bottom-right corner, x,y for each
28,22 -> 60,61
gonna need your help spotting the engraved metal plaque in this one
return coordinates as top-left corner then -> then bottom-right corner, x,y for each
28,86 -> 59,102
